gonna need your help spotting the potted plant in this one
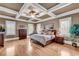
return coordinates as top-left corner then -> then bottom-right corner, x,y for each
70,24 -> 79,37
75,28 -> 79,37
0,25 -> 5,32
69,24 -> 79,47
2,27 -> 5,32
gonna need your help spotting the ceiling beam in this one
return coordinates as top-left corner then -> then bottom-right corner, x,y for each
17,19 -> 36,23
36,8 -> 79,23
0,3 -> 73,23
47,12 -> 56,17
48,3 -> 72,12
0,14 -> 36,23
29,3 -> 47,20
16,3 -> 41,21
21,13 -> 41,21
36,16 -> 56,23
34,3 -> 56,17
33,3 -> 47,11
0,6 -> 17,14
0,14 -> 14,20
57,8 -> 79,18
36,12 -> 46,17
16,3 -> 30,19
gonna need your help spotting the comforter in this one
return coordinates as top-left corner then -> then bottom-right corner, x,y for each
31,34 -> 55,45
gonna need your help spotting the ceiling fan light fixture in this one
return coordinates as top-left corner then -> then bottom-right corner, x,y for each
31,14 -> 35,18
29,10 -> 38,18
30,11 -> 35,18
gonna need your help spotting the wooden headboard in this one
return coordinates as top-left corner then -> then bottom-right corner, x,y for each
52,30 -> 57,36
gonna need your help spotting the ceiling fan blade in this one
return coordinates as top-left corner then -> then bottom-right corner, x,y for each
36,13 -> 39,15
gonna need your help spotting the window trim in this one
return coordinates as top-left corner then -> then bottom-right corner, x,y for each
5,20 -> 16,35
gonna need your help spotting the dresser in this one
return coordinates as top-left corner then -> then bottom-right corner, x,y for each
55,35 -> 64,44
0,32 -> 4,47
18,29 -> 27,40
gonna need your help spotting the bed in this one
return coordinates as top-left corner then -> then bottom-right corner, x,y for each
31,30 -> 56,47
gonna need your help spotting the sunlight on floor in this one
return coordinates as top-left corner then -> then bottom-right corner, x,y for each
27,36 -> 33,55
0,37 -> 79,56
60,50 -> 70,56
6,46 -> 15,56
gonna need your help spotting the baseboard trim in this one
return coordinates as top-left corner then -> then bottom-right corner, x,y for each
4,37 -> 19,42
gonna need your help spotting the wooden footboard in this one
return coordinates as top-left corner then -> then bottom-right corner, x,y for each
31,39 -> 45,47
31,38 -> 55,47
46,39 -> 55,45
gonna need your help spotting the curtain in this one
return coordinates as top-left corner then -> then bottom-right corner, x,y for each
59,17 -> 71,37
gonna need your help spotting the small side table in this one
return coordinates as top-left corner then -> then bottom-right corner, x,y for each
55,36 -> 64,44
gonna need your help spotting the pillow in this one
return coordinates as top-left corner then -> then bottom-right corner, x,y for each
44,32 -> 47,35
51,32 -> 54,35
47,31 -> 52,35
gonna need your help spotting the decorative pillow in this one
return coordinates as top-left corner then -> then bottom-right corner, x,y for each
41,31 -> 47,35
51,32 -> 54,35
47,31 -> 52,35
44,32 -> 47,35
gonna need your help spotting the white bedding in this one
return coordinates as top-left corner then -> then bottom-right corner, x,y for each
31,34 -> 55,45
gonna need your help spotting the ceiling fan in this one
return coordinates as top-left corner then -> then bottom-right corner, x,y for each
24,8 -> 42,18
28,9 -> 39,18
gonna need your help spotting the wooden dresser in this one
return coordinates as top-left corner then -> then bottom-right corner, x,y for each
0,32 -> 4,47
55,35 -> 64,44
18,29 -> 27,40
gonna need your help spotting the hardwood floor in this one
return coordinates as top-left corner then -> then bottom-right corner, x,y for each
0,37 -> 79,56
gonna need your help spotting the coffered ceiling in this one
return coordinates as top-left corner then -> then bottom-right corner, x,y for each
0,3 -> 79,23
0,3 -> 23,11
39,3 -> 59,9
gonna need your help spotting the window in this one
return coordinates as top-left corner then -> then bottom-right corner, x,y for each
59,17 -> 71,37
6,21 -> 16,35
27,24 -> 34,35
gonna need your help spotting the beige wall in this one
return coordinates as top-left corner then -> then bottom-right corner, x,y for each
40,13 -> 79,33
41,19 -> 59,31
0,13 -> 79,38
16,21 -> 27,37
0,18 -> 27,38
72,13 -> 79,25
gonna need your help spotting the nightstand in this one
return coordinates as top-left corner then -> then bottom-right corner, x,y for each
55,36 -> 64,44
